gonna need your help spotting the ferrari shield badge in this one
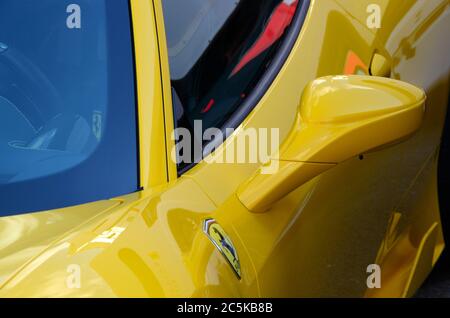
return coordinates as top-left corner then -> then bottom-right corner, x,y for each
203,219 -> 241,279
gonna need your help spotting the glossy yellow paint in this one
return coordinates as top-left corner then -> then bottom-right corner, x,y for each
0,0 -> 449,298
370,53 -> 392,77
238,75 -> 426,212
132,0 -> 168,188
152,0 -> 178,183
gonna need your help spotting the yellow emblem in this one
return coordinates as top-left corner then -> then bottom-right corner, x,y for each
203,219 -> 241,279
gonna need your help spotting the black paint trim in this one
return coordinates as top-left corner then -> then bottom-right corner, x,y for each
152,0 -> 171,183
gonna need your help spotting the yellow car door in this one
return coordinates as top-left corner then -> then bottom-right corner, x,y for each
156,0 -> 449,298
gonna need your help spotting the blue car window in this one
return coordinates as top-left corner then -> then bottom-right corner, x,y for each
0,0 -> 138,216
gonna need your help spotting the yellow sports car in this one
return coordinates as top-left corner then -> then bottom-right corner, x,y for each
0,0 -> 449,298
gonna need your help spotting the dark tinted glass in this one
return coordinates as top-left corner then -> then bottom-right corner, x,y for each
162,0 -> 299,170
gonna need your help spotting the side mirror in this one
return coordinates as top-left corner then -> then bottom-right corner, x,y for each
237,75 -> 426,213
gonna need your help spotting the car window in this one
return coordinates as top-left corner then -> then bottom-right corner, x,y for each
0,0 -> 138,216
162,0 -> 301,172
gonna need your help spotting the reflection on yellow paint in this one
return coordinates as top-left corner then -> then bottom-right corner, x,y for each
344,51 -> 369,75
91,227 -> 125,244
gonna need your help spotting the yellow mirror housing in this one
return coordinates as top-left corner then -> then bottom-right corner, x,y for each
237,75 -> 426,213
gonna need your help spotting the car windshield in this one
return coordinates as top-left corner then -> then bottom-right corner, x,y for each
0,0 -> 138,216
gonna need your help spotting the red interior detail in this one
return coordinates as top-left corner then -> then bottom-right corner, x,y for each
230,0 -> 299,77
201,98 -> 216,113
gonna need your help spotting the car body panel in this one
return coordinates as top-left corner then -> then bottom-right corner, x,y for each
0,180 -> 260,297
0,0 -> 449,297
132,0 -> 170,188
